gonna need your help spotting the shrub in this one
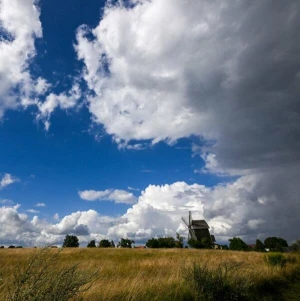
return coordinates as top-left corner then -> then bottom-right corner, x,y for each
264,253 -> 287,267
5,247 -> 99,301
183,261 -> 252,300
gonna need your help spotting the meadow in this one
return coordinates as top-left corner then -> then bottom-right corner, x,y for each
0,248 -> 299,300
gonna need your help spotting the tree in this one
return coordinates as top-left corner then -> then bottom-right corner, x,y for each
146,238 -> 159,248
201,237 -> 213,249
264,237 -> 288,250
187,237 -> 212,249
158,237 -> 176,248
221,245 -> 229,250
118,238 -> 135,248
146,237 -> 177,248
188,239 -> 204,249
175,232 -> 184,248
254,239 -> 265,252
291,240 -> 300,251
98,239 -> 115,248
63,235 -> 79,248
228,237 -> 250,251
87,240 -> 96,248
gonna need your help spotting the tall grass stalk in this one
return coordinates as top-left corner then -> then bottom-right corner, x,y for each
4,247 -> 99,301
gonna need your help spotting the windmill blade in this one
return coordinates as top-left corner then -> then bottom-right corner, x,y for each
190,229 -> 197,240
189,211 -> 193,226
181,217 -> 189,227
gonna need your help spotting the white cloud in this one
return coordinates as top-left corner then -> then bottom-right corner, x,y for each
53,213 -> 59,220
1,174 -> 299,246
0,204 -> 39,246
0,173 -> 18,189
0,199 -> 13,205
27,209 -> 40,214
75,0 -> 300,173
0,205 -> 119,246
79,189 -> 137,204
128,186 -> 140,191
0,0 -> 49,118
36,83 -> 82,130
35,203 -> 46,207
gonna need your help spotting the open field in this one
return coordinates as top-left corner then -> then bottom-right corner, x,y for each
0,248 -> 299,300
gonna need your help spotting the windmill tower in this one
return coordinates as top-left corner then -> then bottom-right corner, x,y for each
181,211 -> 215,245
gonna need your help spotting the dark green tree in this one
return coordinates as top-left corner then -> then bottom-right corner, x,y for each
87,240 -> 96,248
254,239 -> 265,252
118,238 -> 135,248
157,237 -> 176,248
201,237 -> 213,249
175,232 -> 184,248
228,237 -> 250,251
98,239 -> 114,248
264,237 -> 288,250
63,235 -> 79,248
188,238 -> 204,249
146,238 -> 159,248
291,240 -> 300,251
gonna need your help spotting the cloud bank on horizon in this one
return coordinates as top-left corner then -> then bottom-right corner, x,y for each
0,0 -> 299,246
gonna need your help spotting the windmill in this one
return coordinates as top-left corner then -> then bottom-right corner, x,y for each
181,211 -> 197,241
181,211 -> 215,245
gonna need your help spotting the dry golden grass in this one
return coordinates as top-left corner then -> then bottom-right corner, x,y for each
0,248 -> 299,300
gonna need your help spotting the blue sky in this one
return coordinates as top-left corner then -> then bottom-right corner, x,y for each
0,0 -> 299,246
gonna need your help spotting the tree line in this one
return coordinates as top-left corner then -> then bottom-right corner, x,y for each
2,234 -> 298,251
62,235 -> 135,248
58,234 -> 300,251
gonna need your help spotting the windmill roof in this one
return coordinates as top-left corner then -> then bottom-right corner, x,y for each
191,219 -> 209,228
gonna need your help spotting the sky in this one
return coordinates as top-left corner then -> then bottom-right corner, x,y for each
0,0 -> 299,247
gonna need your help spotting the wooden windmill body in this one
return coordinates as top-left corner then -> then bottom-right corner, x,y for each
182,211 -> 215,244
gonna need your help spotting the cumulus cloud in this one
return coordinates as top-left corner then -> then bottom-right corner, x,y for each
35,202 -> 46,207
75,0 -> 300,158
0,0 -> 49,117
0,173 -> 18,189
79,189 -> 137,204
1,177 -> 299,246
0,0 -> 80,127
108,179 -> 299,244
0,205 -> 119,246
0,205 -> 39,245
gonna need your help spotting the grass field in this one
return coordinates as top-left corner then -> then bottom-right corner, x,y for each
0,248 -> 299,300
